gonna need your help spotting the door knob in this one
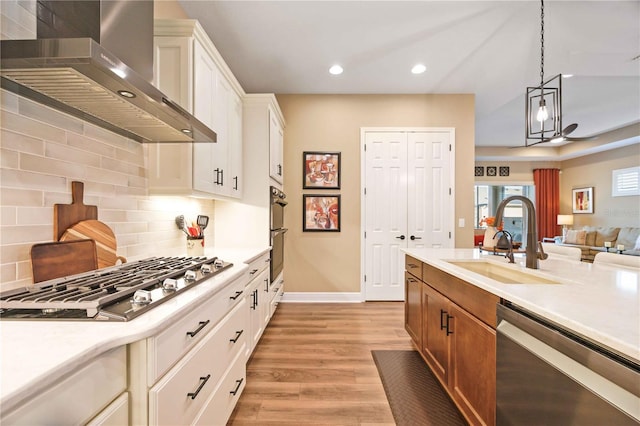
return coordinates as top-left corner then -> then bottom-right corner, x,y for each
395,235 -> 406,240
410,235 -> 422,241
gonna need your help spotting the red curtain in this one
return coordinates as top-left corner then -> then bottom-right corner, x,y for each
533,168 -> 560,240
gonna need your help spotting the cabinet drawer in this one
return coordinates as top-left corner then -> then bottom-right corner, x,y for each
245,251 -> 270,284
2,346 -> 126,425
149,299 -> 247,426
193,349 -> 247,426
147,275 -> 246,384
406,255 -> 423,280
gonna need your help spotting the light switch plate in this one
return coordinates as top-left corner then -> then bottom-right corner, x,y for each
458,218 -> 465,227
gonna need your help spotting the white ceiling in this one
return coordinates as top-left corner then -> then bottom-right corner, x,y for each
177,0 -> 640,149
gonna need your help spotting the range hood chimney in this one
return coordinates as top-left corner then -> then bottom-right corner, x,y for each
0,0 -> 216,144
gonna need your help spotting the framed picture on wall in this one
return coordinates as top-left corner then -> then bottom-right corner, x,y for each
572,187 -> 594,214
303,194 -> 341,231
303,152 -> 341,189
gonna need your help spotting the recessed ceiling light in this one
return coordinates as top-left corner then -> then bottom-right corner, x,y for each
562,74 -> 574,78
117,90 -> 136,98
411,64 -> 427,74
329,65 -> 343,75
181,128 -> 192,134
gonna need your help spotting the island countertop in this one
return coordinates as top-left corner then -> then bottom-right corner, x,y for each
402,248 -> 639,363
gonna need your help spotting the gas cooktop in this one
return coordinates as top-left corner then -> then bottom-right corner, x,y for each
0,256 -> 232,321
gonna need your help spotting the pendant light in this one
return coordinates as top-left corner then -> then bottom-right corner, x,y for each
525,0 -> 563,146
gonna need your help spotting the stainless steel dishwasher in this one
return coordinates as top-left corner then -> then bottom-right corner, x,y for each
496,302 -> 640,425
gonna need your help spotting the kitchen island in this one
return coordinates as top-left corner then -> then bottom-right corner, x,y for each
403,248 -> 639,426
0,247 -> 270,425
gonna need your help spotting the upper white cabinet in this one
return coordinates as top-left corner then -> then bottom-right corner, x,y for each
150,19 -> 243,199
269,108 -> 284,185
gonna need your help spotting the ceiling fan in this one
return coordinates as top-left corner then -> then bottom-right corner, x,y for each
521,123 -> 599,147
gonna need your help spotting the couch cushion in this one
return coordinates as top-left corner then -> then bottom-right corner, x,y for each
564,229 -> 587,245
595,227 -> 620,247
582,226 -> 598,247
616,227 -> 640,249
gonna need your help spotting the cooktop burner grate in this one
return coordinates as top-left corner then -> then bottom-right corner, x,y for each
0,256 -> 232,321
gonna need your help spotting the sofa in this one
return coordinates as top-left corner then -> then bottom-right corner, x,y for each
554,226 -> 640,262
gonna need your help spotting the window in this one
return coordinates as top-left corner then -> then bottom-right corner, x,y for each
612,167 -> 640,197
475,184 -> 535,244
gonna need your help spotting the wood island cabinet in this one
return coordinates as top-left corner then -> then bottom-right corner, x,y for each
404,255 -> 499,426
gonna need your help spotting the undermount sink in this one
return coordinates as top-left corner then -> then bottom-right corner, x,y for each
446,260 -> 561,285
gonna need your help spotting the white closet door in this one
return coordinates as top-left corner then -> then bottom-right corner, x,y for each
408,131 -> 452,249
364,131 -> 408,301
363,129 -> 454,301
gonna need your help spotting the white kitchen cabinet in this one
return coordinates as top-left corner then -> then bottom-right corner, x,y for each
270,273 -> 285,318
128,275 -> 248,426
2,347 -> 127,425
86,392 -> 129,426
148,300 -> 247,425
150,19 -> 243,199
244,251 -> 271,358
269,106 -> 284,185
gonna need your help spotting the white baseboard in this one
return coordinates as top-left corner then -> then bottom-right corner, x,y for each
280,292 -> 363,303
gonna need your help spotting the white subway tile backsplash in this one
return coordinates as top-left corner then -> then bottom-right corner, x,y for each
1,129 -> 45,155
1,206 -> 17,225
19,97 -> 84,134
16,206 -> 53,225
1,225 -> 50,244
0,76 -> 220,290
20,153 -> 88,181
1,148 -> 19,168
1,111 -> 67,143
83,123 -> 131,147
67,133 -> 117,158
1,187 -> 43,207
1,90 -> 19,112
44,141 -> 101,168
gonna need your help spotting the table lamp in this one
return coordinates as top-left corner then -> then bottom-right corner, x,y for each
557,214 -> 574,239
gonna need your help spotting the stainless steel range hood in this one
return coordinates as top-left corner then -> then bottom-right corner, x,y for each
0,1 -> 216,144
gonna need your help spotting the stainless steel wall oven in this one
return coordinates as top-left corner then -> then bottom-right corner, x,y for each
270,186 -> 287,282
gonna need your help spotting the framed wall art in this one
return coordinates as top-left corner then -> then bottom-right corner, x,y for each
303,151 -> 341,189
572,187 -> 593,214
303,194 -> 341,232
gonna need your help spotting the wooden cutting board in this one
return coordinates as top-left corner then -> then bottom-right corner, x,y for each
53,181 -> 98,241
60,220 -> 126,269
31,240 -> 98,283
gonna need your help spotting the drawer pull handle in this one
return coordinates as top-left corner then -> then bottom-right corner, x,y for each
249,268 -> 259,275
446,314 -> 454,336
264,278 -> 269,292
230,378 -> 244,396
187,374 -> 211,400
230,329 -> 244,343
230,290 -> 243,300
408,263 -> 418,268
186,320 -> 210,338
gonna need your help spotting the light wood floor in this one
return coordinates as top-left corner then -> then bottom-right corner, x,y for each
227,302 -> 414,425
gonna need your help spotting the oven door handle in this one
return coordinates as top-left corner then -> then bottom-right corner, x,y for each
271,228 -> 288,237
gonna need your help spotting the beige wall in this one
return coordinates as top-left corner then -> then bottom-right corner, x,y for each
277,94 -> 475,293
560,144 -> 640,228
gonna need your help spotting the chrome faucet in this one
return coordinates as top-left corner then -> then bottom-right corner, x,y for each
494,195 -> 546,269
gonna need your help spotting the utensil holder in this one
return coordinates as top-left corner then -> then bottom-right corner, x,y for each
186,237 -> 204,257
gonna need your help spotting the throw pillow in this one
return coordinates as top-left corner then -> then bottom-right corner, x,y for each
563,229 -> 587,245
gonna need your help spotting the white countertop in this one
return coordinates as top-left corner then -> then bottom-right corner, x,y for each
0,247 -> 269,414
403,248 -> 640,363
